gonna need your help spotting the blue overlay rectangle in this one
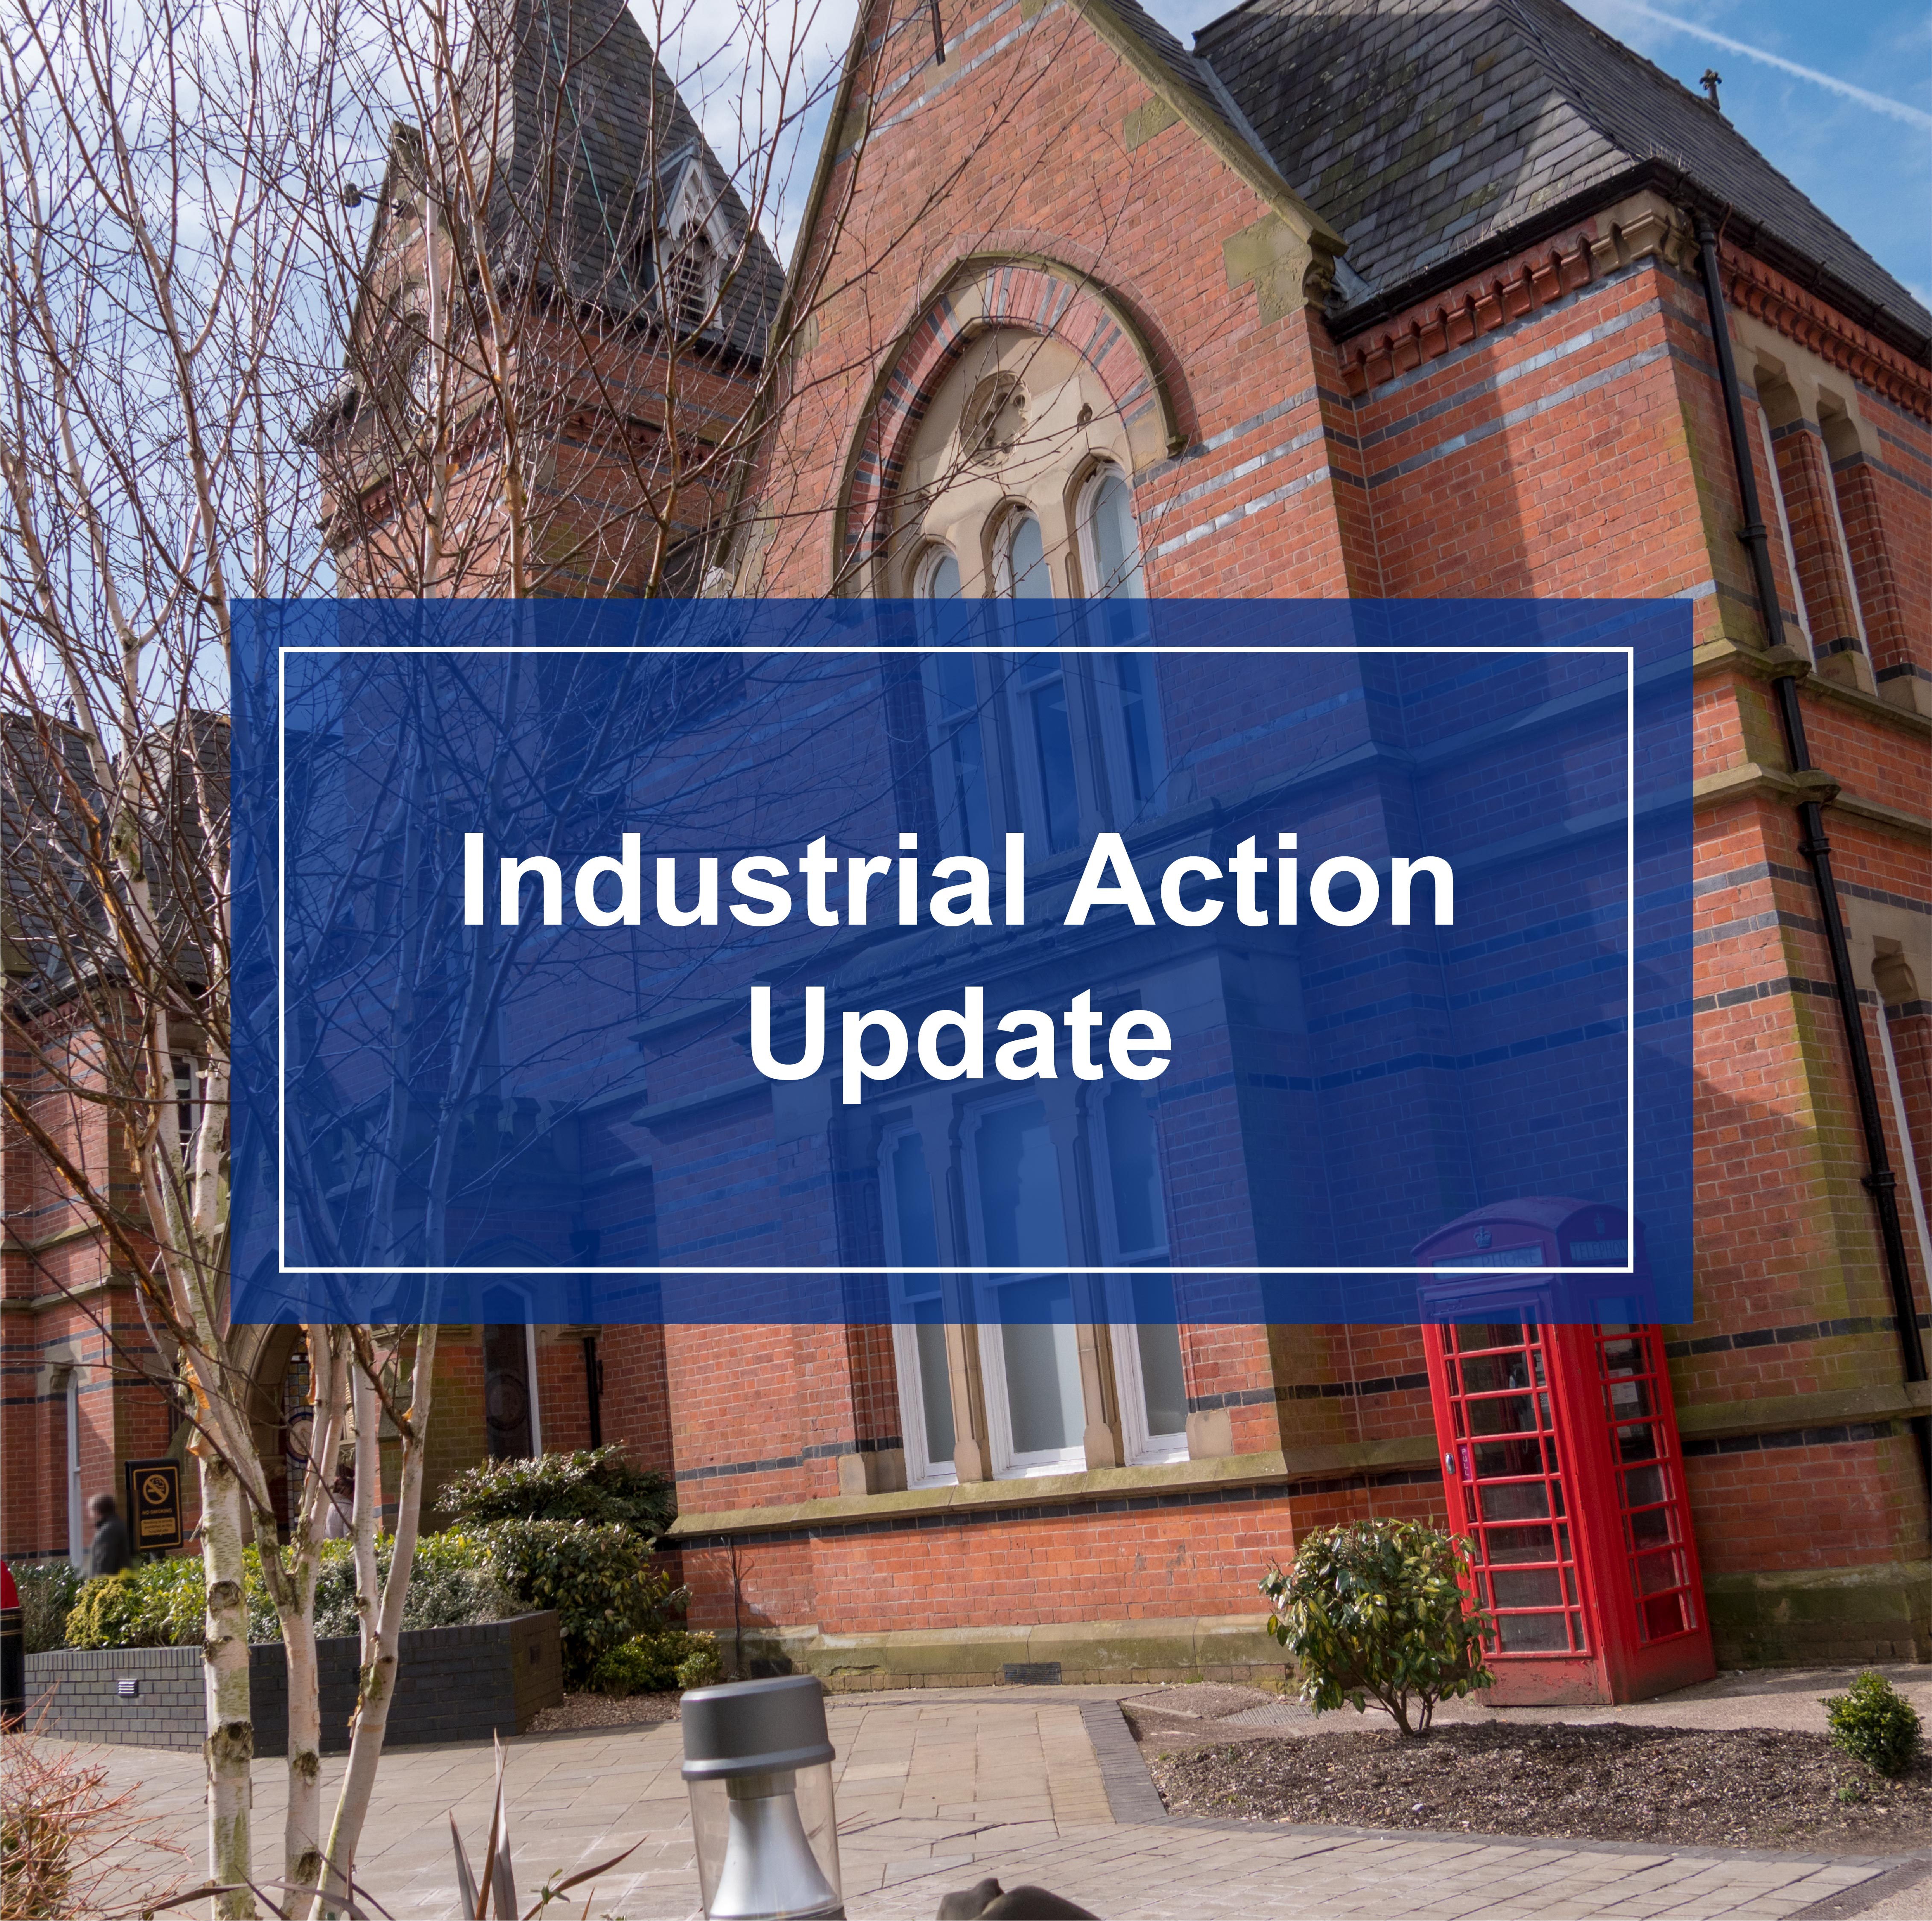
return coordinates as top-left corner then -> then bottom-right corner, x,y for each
229,598 -> 1693,1325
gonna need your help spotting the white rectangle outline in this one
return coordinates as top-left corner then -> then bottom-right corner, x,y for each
276,639 -> 1638,1280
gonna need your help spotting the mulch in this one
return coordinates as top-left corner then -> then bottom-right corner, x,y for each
1141,1722 -> 1932,1854
525,1690 -> 682,1733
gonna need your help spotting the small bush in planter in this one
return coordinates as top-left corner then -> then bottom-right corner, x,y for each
436,1446 -> 675,1538
1824,1671 -> 1923,1777
61,1537 -> 514,1649
64,1556 -> 205,1651
478,1519 -> 683,1687
591,1629 -> 721,1698
1260,1519 -> 1493,1736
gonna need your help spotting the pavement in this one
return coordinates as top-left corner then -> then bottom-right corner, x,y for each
55,1669 -> 1932,1921
1121,1662 -> 1932,1742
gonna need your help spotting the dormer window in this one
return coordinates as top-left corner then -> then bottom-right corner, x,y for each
661,221 -> 715,333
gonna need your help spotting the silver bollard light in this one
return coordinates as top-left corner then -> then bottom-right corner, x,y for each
681,1675 -> 845,1920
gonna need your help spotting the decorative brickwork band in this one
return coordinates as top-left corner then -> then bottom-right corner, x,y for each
1334,193 -> 1696,398
1722,247 -> 1932,423
1334,197 -> 1932,429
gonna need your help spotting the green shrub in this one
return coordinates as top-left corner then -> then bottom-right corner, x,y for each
309,1532 -> 514,1641
435,1446 -> 675,1538
478,1519 -> 682,1686
12,1564 -> 84,1655
1259,1519 -> 1493,1736
64,1557 -> 204,1652
1824,1671 -> 1923,1778
60,1536 -> 513,1650
590,1629 -> 719,1698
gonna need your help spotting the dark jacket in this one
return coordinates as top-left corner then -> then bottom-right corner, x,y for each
87,1515 -> 132,1577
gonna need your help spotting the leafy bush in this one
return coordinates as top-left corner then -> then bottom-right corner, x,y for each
1260,1519 -> 1493,1736
436,1446 -> 675,1538
590,1629 -> 720,1698
479,1519 -> 682,1686
1824,1671 -> 1923,1778
310,1532 -> 515,1641
64,1557 -> 205,1652
12,1564 -> 84,1655
61,1537 -> 514,1650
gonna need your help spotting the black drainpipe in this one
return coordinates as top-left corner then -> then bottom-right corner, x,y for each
1692,211 -> 1930,1498
582,1334 -> 604,1450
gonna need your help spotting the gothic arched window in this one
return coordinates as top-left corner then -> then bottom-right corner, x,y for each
1078,463 -> 1163,815
1078,464 -> 1145,600
915,544 -> 992,858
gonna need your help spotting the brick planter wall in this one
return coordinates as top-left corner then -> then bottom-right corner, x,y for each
23,1610 -> 562,1752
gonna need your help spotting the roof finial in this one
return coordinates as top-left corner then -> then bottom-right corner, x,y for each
1700,68 -> 1722,111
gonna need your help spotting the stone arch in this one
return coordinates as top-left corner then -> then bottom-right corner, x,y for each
236,1321 -> 314,1537
836,254 -> 1186,587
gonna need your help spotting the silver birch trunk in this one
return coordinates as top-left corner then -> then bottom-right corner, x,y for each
311,1326 -> 438,1918
194,1436 -> 259,1919
269,1325 -> 351,1909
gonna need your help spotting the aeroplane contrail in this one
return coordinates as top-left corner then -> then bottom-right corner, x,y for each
1602,0 -> 1932,130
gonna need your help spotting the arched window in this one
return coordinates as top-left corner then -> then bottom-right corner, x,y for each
915,546 -> 992,857
916,545 -> 961,603
1000,509 -> 1052,599
1078,464 -> 1163,815
1079,465 -> 1145,601
998,511 -> 1079,851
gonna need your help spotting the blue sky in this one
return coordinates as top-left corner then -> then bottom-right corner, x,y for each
1568,0 -> 1932,310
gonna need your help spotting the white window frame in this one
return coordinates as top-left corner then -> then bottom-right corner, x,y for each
171,1054 -> 202,1159
913,545 -> 998,860
1093,1078 -> 1189,1466
1073,462 -> 1146,600
65,1371 -> 85,1567
994,511 -> 1086,857
1074,465 -> 1166,822
962,1094 -> 1088,1478
878,1121 -> 958,1489
992,505 -> 1053,599
1755,403 -> 1816,661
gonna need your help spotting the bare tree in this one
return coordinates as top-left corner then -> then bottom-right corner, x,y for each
1,0 -> 1178,1910
0,0 -> 401,1910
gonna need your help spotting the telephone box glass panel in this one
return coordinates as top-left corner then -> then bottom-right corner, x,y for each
1448,1322 -> 1587,1655
1596,1325 -> 1698,1644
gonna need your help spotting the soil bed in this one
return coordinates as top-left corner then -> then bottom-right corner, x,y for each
526,1690 -> 681,1734
1144,1722 -> 1932,1854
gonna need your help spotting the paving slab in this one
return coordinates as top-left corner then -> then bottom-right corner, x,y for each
42,1683 -> 1919,1920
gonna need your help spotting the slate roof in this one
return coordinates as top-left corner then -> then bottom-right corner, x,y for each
1194,0 -> 1930,356
447,0 -> 782,356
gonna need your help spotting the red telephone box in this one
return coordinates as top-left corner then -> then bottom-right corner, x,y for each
1413,1199 -> 1715,1705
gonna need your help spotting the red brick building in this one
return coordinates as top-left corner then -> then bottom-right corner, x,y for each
660,0 -> 1930,1682
6,0 -> 1927,1689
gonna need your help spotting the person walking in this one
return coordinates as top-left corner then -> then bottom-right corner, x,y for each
324,1467 -> 354,1541
86,1493 -> 132,1577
